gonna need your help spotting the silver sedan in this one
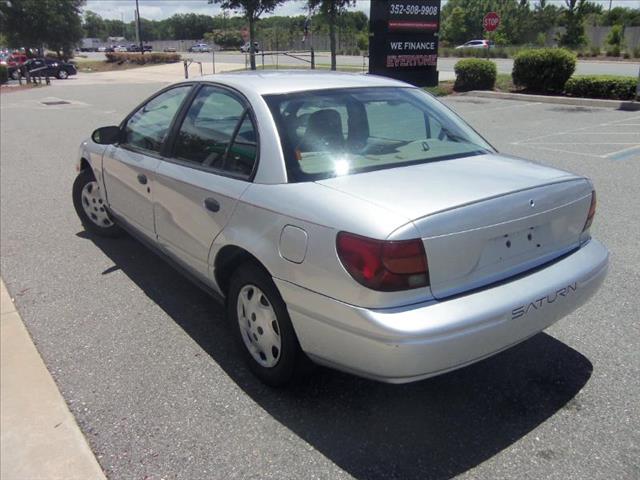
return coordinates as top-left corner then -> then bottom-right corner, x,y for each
73,71 -> 609,386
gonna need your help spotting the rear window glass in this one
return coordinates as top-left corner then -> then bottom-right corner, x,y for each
264,87 -> 493,182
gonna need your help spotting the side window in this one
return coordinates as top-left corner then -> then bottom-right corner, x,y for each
123,86 -> 191,154
173,86 -> 258,177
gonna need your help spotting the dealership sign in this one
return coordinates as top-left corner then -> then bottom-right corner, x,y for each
369,0 -> 441,87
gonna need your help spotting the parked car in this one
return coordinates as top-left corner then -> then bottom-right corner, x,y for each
188,43 -> 211,53
240,41 -> 260,53
143,44 -> 153,52
24,57 -> 77,79
73,72 -> 608,386
97,46 -> 107,52
163,47 -> 177,53
114,45 -> 128,52
455,39 -> 494,49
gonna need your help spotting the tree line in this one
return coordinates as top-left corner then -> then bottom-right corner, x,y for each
1,0 -> 639,68
441,0 -> 640,48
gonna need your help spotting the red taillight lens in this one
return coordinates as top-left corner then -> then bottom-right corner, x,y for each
582,190 -> 597,232
336,232 -> 429,291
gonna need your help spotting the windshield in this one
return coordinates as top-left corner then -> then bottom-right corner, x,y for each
264,87 -> 494,182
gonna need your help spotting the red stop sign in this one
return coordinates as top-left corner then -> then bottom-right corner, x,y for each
483,12 -> 500,32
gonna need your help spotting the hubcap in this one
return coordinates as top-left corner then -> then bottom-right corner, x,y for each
81,181 -> 113,228
237,285 -> 281,368
59,70 -> 68,79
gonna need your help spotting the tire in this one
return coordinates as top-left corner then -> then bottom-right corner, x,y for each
72,169 -> 122,237
57,69 -> 69,79
228,262 -> 310,386
10,69 -> 19,80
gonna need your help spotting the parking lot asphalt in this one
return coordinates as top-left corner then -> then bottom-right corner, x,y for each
1,82 -> 639,480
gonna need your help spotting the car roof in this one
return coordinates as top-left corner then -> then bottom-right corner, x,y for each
196,70 -> 414,95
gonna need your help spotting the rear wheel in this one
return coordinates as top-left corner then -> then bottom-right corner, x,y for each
72,169 -> 121,237
10,69 -> 20,80
57,69 -> 69,79
228,262 -> 310,386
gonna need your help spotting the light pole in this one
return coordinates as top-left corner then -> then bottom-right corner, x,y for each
135,0 -> 143,54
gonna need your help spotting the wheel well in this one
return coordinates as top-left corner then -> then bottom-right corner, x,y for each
79,158 -> 91,173
214,246 -> 268,297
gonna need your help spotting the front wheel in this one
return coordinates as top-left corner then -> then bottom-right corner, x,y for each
57,69 -> 69,79
10,69 -> 20,80
72,169 -> 122,237
228,262 -> 310,386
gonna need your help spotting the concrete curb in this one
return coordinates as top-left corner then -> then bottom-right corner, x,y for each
0,279 -> 106,480
463,90 -> 640,111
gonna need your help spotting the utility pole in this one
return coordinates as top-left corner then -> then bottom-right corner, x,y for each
135,0 -> 143,54
609,0 -> 613,12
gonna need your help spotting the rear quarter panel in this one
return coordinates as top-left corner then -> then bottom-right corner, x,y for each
209,182 -> 433,308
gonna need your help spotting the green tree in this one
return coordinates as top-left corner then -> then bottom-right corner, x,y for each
83,10 -> 106,39
207,0 -> 287,70
0,0 -> 84,57
442,6 -> 467,45
308,1 -> 356,70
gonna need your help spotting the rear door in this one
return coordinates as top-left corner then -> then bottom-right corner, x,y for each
102,85 -> 192,239
153,84 -> 258,280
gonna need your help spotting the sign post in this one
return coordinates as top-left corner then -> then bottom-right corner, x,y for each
483,11 -> 500,58
368,0 -> 441,87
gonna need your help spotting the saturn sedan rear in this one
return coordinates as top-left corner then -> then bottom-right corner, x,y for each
73,71 -> 609,385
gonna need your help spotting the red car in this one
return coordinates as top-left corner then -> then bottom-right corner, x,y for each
6,53 -> 28,80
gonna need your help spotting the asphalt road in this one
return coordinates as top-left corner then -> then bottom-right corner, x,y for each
1,82 -> 639,480
78,51 -> 640,76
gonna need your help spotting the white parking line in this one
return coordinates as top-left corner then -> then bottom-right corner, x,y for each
513,115 -> 640,145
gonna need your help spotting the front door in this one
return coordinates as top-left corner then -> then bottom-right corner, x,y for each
102,85 -> 192,239
153,84 -> 259,281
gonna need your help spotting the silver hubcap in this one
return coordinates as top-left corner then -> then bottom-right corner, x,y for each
81,181 -> 113,228
237,285 -> 282,368
59,70 -> 68,79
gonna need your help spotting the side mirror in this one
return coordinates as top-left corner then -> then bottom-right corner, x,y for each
92,126 -> 121,145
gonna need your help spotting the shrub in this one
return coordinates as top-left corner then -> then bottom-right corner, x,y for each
565,75 -> 638,100
454,58 -> 497,91
606,25 -> 624,49
633,46 -> 640,59
0,65 -> 8,84
512,48 -> 576,93
589,45 -> 601,57
105,52 -> 181,65
605,45 -> 621,57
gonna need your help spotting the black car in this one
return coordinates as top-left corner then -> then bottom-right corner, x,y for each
23,58 -> 77,79
127,44 -> 152,52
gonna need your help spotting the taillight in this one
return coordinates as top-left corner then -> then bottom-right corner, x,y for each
336,232 -> 429,291
582,190 -> 597,232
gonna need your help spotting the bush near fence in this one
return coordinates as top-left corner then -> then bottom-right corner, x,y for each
565,75 -> 638,100
454,59 -> 497,91
512,48 -> 576,93
0,65 -> 8,84
105,52 -> 181,65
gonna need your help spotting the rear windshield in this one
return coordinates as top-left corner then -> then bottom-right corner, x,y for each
264,87 -> 494,182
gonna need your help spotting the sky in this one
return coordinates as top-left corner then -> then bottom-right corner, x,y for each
83,0 -> 640,22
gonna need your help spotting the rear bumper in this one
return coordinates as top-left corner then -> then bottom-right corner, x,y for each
275,239 -> 609,383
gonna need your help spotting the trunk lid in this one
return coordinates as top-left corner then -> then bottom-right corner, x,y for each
317,154 -> 592,299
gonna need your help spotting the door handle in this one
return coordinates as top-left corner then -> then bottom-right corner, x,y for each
204,197 -> 220,213
137,173 -> 148,185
